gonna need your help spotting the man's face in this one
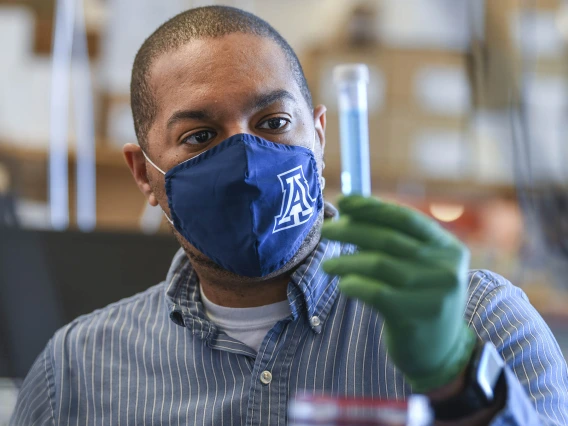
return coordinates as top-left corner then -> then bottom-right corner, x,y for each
126,33 -> 326,280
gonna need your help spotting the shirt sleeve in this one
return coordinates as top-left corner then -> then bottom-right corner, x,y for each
465,270 -> 568,425
9,340 -> 56,426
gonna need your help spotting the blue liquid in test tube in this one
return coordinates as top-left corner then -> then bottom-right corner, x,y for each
334,64 -> 371,197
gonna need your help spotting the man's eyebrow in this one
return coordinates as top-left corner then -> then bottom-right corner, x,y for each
250,89 -> 297,111
166,90 -> 296,130
166,110 -> 210,130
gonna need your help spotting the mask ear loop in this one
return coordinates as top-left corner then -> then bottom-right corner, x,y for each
140,149 -> 174,225
311,127 -> 317,151
311,127 -> 326,193
141,149 -> 166,175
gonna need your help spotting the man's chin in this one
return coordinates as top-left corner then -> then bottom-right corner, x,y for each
264,211 -> 324,279
175,210 -> 324,284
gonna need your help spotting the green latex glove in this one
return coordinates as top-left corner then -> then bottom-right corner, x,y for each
322,195 -> 476,393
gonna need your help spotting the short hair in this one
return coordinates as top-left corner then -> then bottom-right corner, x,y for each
131,5 -> 313,150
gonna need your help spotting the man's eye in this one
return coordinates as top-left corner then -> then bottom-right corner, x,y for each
182,130 -> 216,145
258,117 -> 290,131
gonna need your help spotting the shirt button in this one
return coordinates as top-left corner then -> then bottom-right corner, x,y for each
310,316 -> 321,327
260,370 -> 272,385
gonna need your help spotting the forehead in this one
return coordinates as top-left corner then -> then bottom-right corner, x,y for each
148,33 -> 300,112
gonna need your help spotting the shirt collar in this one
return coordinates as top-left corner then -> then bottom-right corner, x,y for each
163,202 -> 354,337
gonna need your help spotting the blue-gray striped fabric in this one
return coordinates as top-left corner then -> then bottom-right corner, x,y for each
10,240 -> 568,425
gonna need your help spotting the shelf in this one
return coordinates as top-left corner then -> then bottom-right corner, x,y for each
0,141 -> 127,168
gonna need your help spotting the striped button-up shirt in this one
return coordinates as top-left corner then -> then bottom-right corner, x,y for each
10,240 -> 568,425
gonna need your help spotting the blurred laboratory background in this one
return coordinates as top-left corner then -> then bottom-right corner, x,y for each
1,0 -> 568,421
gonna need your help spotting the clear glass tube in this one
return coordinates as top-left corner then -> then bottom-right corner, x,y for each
334,64 -> 371,197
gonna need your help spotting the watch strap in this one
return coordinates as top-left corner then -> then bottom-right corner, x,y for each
432,340 -> 506,421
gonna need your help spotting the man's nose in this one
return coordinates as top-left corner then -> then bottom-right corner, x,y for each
220,121 -> 274,143
224,124 -> 252,139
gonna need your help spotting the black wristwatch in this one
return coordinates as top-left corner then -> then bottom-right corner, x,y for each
431,340 -> 506,421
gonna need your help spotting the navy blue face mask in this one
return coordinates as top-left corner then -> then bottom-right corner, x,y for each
143,133 -> 323,277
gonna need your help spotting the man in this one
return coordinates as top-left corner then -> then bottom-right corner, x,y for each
11,6 -> 568,425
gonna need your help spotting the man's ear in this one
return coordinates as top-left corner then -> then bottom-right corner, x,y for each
313,104 -> 327,154
123,143 -> 159,207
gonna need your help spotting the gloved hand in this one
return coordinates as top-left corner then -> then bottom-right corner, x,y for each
321,195 -> 476,393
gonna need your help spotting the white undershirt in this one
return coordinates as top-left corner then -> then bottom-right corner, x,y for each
200,285 -> 292,352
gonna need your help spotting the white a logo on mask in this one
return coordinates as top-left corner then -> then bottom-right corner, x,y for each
273,165 -> 316,233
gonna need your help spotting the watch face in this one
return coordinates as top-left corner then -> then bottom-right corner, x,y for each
476,342 -> 505,402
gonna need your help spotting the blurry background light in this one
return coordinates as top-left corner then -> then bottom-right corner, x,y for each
556,2 -> 568,41
429,202 -> 465,222
415,66 -> 471,116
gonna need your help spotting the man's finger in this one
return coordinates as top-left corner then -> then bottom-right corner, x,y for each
337,196 -> 454,245
324,251 -> 456,290
322,216 -> 423,258
338,274 -> 403,318
323,252 -> 414,288
339,274 -> 449,319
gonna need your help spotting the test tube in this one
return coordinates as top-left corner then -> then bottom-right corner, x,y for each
333,64 -> 371,197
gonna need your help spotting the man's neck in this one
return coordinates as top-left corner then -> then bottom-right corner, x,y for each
197,272 -> 290,308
